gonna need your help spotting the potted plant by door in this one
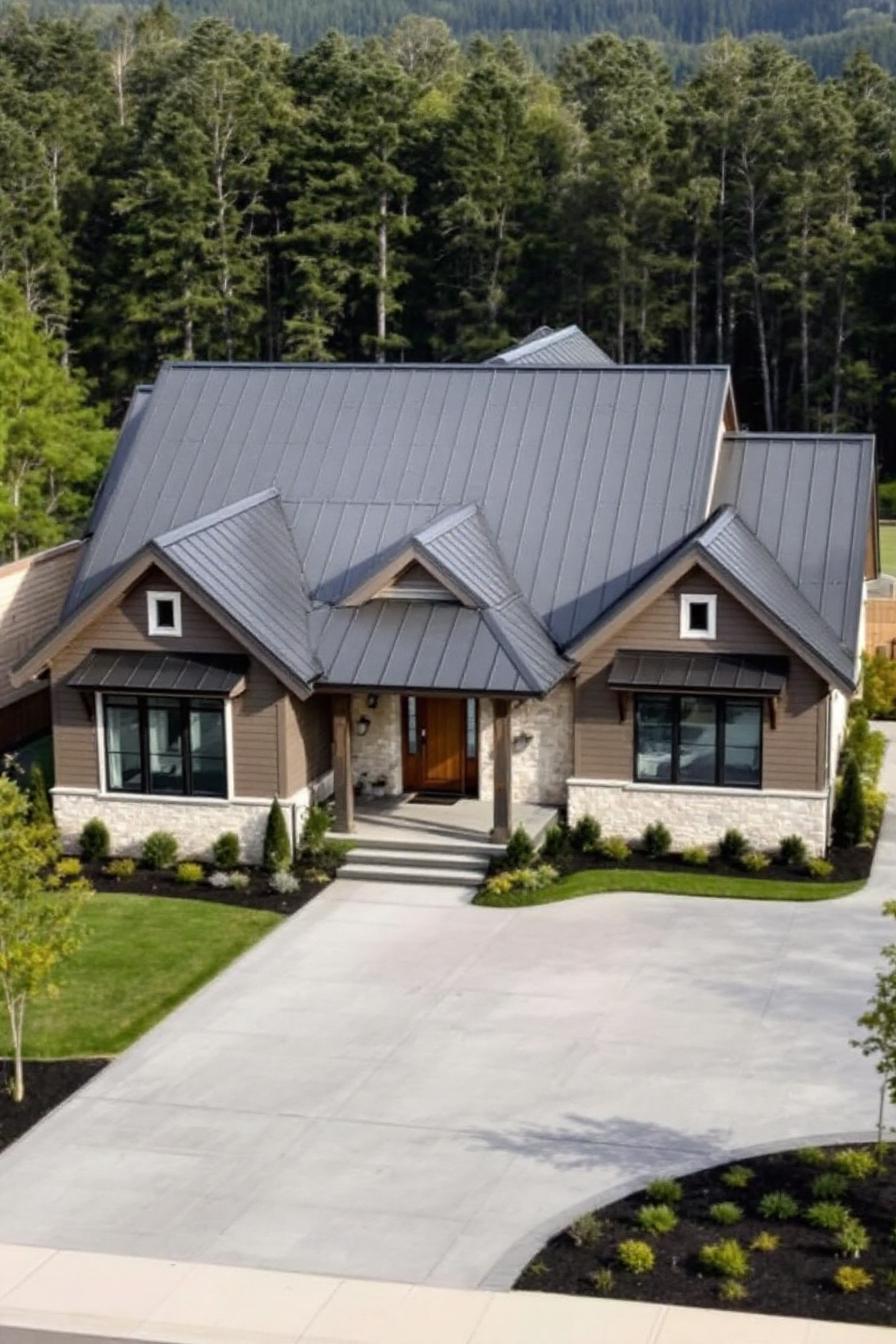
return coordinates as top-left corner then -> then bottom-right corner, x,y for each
371,774 -> 387,799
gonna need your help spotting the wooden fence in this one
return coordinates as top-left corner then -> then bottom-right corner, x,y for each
867,598 -> 896,656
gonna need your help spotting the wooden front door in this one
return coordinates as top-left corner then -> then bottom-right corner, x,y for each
401,697 -> 477,794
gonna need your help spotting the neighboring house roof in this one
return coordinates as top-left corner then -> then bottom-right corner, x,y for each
489,324 -> 615,367
714,433 -> 875,654
0,540 -> 82,709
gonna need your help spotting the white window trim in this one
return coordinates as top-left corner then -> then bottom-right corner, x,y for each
94,689 -> 233,801
680,593 -> 717,640
147,589 -> 182,637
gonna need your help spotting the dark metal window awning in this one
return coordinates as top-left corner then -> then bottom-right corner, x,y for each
68,651 -> 249,697
608,651 -> 788,696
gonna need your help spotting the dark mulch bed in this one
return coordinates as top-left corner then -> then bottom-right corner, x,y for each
0,1059 -> 108,1156
517,1145 -> 896,1325
84,862 -> 328,916
547,841 -> 873,885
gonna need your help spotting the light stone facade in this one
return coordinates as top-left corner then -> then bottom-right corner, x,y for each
567,780 -> 829,855
479,685 -> 574,805
53,775 -> 334,865
350,693 -> 403,796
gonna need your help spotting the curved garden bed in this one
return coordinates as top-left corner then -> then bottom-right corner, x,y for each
516,1144 -> 896,1326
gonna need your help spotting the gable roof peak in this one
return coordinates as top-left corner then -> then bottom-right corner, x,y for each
152,488 -> 281,550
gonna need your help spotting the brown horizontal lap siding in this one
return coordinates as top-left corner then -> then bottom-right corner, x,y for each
574,567 -> 828,793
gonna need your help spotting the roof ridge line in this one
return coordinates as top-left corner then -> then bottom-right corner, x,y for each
153,488 -> 280,548
413,503 -> 479,543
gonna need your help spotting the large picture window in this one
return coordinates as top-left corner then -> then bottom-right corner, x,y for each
634,695 -> 762,789
103,695 -> 227,797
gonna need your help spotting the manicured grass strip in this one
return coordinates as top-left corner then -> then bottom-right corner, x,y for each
474,868 -> 865,908
0,893 -> 281,1059
880,523 -> 896,576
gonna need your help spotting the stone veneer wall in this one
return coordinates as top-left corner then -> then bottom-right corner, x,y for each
479,684 -> 574,805
350,693 -> 403,795
567,780 -> 829,855
52,775 -> 333,865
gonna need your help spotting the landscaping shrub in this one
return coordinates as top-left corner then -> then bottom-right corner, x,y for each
844,709 -> 887,784
749,1232 -> 779,1252
740,849 -> 770,873
758,1191 -> 799,1220
811,1172 -> 850,1200
540,823 -> 569,862
587,1267 -> 614,1294
806,1201 -> 851,1232
480,864 -> 557,900
600,835 -> 631,863
832,756 -> 866,849
636,1203 -> 678,1235
103,857 -> 136,880
796,1146 -> 829,1166
834,1265 -> 874,1293
718,1279 -> 748,1302
863,786 -> 887,841
175,861 -> 204,885
505,825 -> 535,868
79,817 -> 110,862
831,1147 -> 878,1180
616,1240 -> 655,1274
681,845 -> 710,867
141,831 -> 179,870
859,652 -> 896,720
806,856 -> 834,879
718,828 -> 748,864
709,1202 -> 743,1226
698,1239 -> 750,1280
212,831 -> 240,869
270,869 -> 300,895
229,871 -> 250,890
642,821 -> 671,858
54,857 -> 82,880
27,763 -> 52,825
721,1165 -> 754,1190
836,1216 -> 870,1258
645,1177 -> 683,1204
264,799 -> 292,872
208,870 -> 234,889
567,1213 -> 604,1247
777,834 -> 807,866
570,814 -> 601,852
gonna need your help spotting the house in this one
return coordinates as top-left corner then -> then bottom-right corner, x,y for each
11,327 -> 877,865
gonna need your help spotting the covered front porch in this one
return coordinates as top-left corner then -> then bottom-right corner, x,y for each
331,794 -> 558,851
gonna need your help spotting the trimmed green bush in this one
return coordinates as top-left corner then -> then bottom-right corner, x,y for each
709,1202 -> 743,1226
721,1164 -> 754,1190
681,845 -> 710,866
698,1239 -> 750,1280
811,1172 -> 850,1200
777,834 -> 807,866
832,756 -> 866,849
212,831 -> 240,869
570,814 -> 601,852
567,1213 -> 604,1247
642,821 -> 671,858
79,817 -> 110,862
718,829 -> 748,864
758,1191 -> 799,1221
264,799 -> 292,872
806,856 -> 834,878
740,849 -> 770,873
834,1265 -> 874,1293
749,1231 -> 779,1252
175,861 -> 204,885
142,831 -> 179,869
836,1216 -> 870,1258
55,857 -> 82,880
806,1201 -> 851,1232
616,1239 -> 655,1275
27,763 -> 52,825
540,824 -> 569,862
645,1177 -> 683,1204
587,1267 -> 615,1294
600,835 -> 631,863
103,857 -> 136,880
796,1146 -> 829,1167
831,1147 -> 878,1180
505,825 -> 535,868
718,1279 -> 748,1302
636,1203 -> 678,1235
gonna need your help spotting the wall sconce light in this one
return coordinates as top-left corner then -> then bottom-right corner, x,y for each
357,715 -> 371,737
367,693 -> 379,709
512,731 -> 533,753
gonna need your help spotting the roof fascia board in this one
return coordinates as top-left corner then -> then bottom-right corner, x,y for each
703,372 -> 736,517
341,545 -> 477,608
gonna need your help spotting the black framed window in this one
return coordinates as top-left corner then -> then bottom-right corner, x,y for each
104,695 -> 227,797
634,695 -> 762,789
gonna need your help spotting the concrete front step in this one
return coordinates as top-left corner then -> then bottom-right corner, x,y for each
340,862 -> 486,887
347,846 -> 490,873
331,832 -> 504,856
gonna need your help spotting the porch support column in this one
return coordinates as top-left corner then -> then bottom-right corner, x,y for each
491,698 -> 512,843
333,694 -> 354,833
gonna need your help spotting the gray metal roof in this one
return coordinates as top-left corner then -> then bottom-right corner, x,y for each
489,324 -> 615,367
713,433 -> 875,652
152,490 -> 320,690
66,363 -> 731,665
608,650 -> 788,695
68,650 -> 247,695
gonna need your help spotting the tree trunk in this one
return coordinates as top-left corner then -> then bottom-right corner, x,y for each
689,215 -> 700,366
832,280 -> 847,432
376,191 -> 388,363
745,175 -> 773,429
5,994 -> 25,1103
799,208 -> 810,431
715,145 -> 727,364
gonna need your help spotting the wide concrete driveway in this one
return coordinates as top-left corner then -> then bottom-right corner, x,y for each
0,746 -> 893,1290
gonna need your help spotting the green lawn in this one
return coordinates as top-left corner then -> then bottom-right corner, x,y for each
1,893 -> 281,1059
880,524 -> 896,576
474,867 -> 865,908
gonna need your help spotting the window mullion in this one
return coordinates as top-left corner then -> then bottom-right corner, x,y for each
716,699 -> 724,787
139,697 -> 149,795
672,696 -> 680,784
182,700 -> 192,797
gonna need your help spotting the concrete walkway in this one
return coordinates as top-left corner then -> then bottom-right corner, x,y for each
0,731 -> 893,1291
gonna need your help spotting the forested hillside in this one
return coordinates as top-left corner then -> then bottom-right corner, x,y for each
4,6 -> 896,556
24,0 -> 896,73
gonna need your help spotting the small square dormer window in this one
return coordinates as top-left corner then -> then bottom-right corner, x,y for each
680,593 -> 716,640
147,590 -> 182,637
